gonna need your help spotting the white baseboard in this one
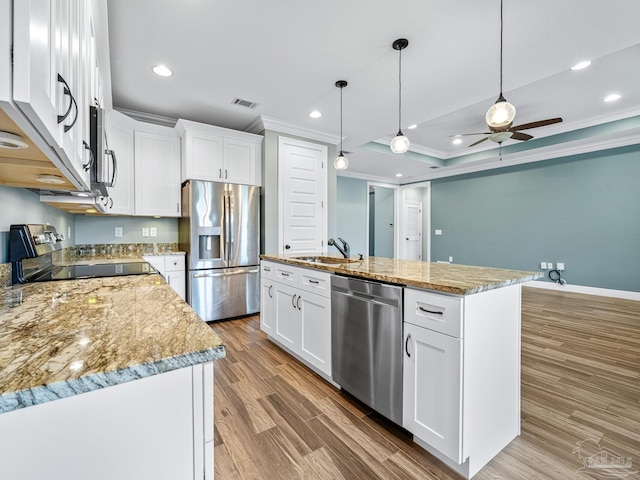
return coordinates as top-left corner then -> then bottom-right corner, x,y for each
525,280 -> 640,302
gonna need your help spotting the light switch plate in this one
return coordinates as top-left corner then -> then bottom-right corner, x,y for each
141,228 -> 149,238
435,229 -> 442,236
115,227 -> 123,238
150,227 -> 157,237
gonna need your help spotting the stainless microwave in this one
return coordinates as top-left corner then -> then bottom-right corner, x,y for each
89,105 -> 117,196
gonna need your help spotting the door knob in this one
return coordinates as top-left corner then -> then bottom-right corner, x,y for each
285,245 -> 291,250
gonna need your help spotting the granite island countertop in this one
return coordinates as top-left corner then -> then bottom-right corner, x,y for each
261,254 -> 541,295
0,273 -> 224,414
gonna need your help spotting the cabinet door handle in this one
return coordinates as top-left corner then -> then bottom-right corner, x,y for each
82,140 -> 94,171
296,295 -> 301,310
218,168 -> 222,178
285,244 -> 291,250
109,197 -> 113,209
224,169 -> 228,179
291,294 -> 297,309
405,333 -> 412,358
177,202 -> 180,213
268,285 -> 273,298
56,74 -> 78,132
418,306 -> 443,315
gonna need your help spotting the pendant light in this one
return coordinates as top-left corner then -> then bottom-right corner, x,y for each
485,0 -> 516,129
334,80 -> 348,170
390,38 -> 410,154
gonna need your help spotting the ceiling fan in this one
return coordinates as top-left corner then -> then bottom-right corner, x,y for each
456,0 -> 563,148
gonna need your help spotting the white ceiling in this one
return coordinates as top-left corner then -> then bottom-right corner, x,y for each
106,0 -> 640,183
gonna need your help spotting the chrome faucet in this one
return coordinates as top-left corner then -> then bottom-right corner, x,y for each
328,237 -> 350,259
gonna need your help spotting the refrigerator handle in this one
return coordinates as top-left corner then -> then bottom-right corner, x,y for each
226,192 -> 232,263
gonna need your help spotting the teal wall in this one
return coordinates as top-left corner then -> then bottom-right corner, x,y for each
0,186 -> 76,263
373,186 -> 394,258
75,216 -> 178,244
431,145 -> 640,292
336,176 -> 367,256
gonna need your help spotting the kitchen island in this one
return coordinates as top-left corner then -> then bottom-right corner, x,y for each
260,254 -> 540,479
0,272 -> 224,480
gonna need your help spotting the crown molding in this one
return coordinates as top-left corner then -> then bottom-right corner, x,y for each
250,115 -> 341,145
114,108 -> 178,127
337,170 -> 402,185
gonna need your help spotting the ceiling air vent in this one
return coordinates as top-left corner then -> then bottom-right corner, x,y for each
231,97 -> 259,109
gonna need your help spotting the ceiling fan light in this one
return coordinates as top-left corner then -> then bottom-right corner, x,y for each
334,152 -> 348,170
486,100 -> 516,128
489,131 -> 513,143
390,132 -> 410,154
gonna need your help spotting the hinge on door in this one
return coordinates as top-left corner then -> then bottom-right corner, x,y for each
321,200 -> 324,208
321,240 -> 324,246
321,162 -> 324,169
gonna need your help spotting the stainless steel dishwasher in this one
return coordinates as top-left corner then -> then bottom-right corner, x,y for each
331,275 -> 403,425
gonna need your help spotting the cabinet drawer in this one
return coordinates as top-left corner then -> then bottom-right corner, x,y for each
165,255 -> 185,272
275,264 -> 299,284
260,261 -> 274,279
299,268 -> 331,297
404,288 -> 463,338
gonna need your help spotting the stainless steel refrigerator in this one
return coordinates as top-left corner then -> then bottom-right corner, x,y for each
179,180 -> 260,322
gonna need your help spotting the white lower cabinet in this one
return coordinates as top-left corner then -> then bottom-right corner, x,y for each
260,261 -> 331,377
0,363 -> 214,480
402,285 -> 522,479
143,254 -> 186,301
403,322 -> 463,463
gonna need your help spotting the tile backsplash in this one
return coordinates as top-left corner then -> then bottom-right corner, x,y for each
0,263 -> 10,287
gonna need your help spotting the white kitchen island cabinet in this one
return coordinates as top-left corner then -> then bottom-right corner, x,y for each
260,261 -> 332,378
403,285 -> 522,479
0,274 -> 225,480
260,254 -> 540,479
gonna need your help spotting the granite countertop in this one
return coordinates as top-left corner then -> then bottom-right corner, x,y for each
0,273 -> 224,414
56,250 -> 186,267
261,254 -> 541,295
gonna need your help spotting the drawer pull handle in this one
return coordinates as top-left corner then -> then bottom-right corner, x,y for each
405,333 -> 412,358
418,306 -> 443,315
264,267 -> 271,272
281,272 -> 290,277
308,279 -> 320,284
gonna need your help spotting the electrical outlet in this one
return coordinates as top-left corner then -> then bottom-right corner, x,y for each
557,262 -> 565,271
449,256 -> 453,263
114,227 -> 123,238
141,228 -> 149,238
149,227 -> 157,237
67,226 -> 71,239
435,229 -> 442,236
547,262 -> 553,270
540,262 -> 547,269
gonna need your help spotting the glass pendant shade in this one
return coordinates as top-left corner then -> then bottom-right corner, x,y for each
486,98 -> 516,128
390,132 -> 410,154
334,151 -> 348,170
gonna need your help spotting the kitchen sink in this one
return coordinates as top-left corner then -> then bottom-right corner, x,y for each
293,256 -> 359,265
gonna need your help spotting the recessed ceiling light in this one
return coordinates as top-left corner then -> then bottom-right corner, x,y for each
308,110 -> 322,119
570,60 -> 592,71
407,124 -> 418,130
152,65 -> 173,77
452,138 -> 463,145
603,93 -> 621,102
0,131 -> 28,149
37,174 -> 66,184
70,191 -> 91,197
85,208 -> 97,214
395,173 -> 403,177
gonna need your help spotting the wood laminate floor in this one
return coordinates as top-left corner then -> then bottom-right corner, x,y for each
210,287 -> 640,479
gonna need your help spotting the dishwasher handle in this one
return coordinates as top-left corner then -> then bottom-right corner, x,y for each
332,287 -> 400,309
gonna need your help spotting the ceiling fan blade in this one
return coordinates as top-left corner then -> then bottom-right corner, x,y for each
509,117 -> 563,131
511,131 -> 534,141
468,137 -> 489,147
449,132 -> 492,137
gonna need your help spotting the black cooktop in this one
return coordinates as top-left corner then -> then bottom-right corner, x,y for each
30,262 -> 153,282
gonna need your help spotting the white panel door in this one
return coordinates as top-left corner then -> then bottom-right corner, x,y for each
279,137 -> 327,254
403,322 -> 463,463
299,290 -> 331,376
402,202 -> 422,260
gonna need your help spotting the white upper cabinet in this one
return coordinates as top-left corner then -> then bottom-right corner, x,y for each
12,0 -> 93,190
105,110 -> 135,215
175,119 -> 262,186
134,126 -> 181,217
